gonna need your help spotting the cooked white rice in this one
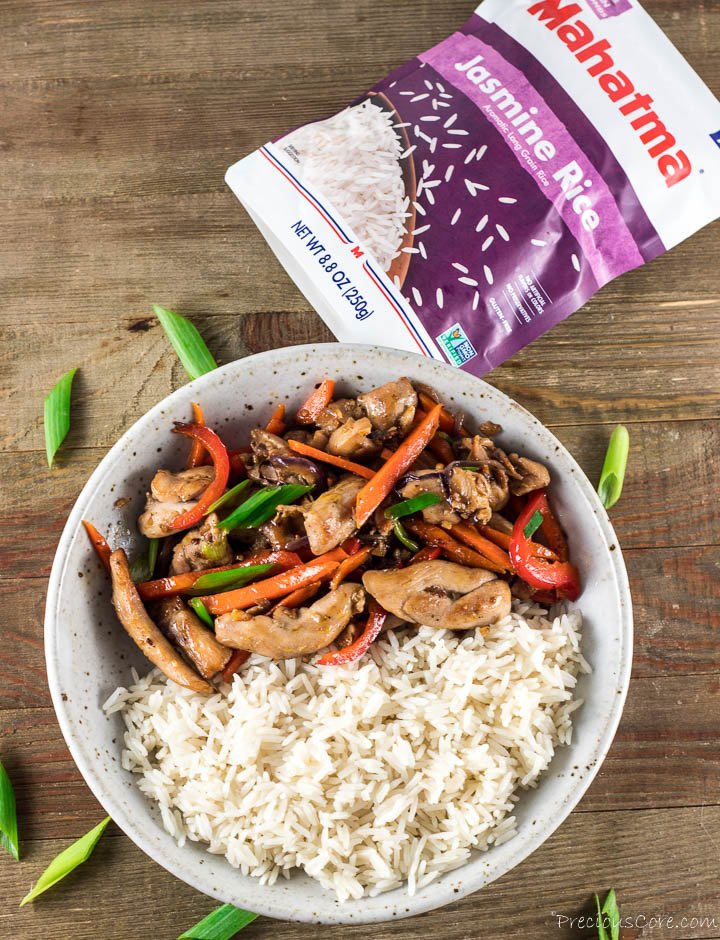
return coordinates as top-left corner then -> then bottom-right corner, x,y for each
283,99 -> 410,271
105,601 -> 587,901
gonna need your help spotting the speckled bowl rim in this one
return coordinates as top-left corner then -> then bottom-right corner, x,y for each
45,343 -> 633,924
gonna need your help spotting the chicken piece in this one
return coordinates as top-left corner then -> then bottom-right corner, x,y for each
109,549 -> 212,692
357,377 -> 417,438
398,470 -> 459,526
153,596 -> 232,679
169,512 -> 233,574
363,560 -> 511,629
150,466 -> 215,503
138,466 -> 215,538
303,475 -> 364,555
259,504 -> 306,551
507,455 -> 551,496
447,464 -> 509,522
315,399 -> 364,434
327,417 -> 380,458
215,583 -> 366,659
249,428 -> 291,460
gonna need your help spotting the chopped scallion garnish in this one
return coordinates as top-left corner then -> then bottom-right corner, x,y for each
597,426 -> 630,510
393,520 -> 420,552
130,538 -> 160,583
523,509 -> 544,539
218,484 -> 312,531
178,903 -> 257,939
153,305 -> 218,381
19,816 -> 110,906
189,598 -> 214,628
190,563 -> 274,595
0,760 -> 19,861
385,492 -> 442,520
594,888 -> 620,940
44,368 -> 77,467
206,479 -> 251,515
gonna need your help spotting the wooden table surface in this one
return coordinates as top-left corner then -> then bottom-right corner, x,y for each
1,1 -> 719,937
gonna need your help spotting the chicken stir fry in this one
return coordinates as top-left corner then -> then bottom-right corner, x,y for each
86,376 -> 581,692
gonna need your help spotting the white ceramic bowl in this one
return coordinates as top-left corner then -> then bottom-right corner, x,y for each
45,343 -> 632,924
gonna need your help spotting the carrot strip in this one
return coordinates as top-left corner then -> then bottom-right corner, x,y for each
201,547 -> 348,615
450,523 -> 513,572
296,378 -> 335,425
221,650 -> 250,683
404,519 -> 506,574
137,550 -> 302,601
477,524 -> 512,552
329,545 -> 372,590
277,582 -> 321,608
355,404 -> 442,528
82,520 -> 112,573
186,402 -> 207,468
287,438 -> 375,480
413,408 -> 456,464
265,403 -> 286,435
417,391 -> 470,437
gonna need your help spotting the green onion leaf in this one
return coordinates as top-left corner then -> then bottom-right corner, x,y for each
130,538 -> 160,583
393,520 -> 420,553
218,484 -> 312,531
19,816 -> 110,906
189,598 -> 214,628
597,425 -> 629,510
600,889 -> 620,940
178,904 -> 257,939
190,563 -> 274,595
385,492 -> 442,520
206,480 -> 251,515
153,305 -> 217,381
523,509 -> 544,540
44,368 -> 77,467
0,760 -> 19,861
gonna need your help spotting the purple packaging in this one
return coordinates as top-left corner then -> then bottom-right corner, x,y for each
226,0 -> 720,375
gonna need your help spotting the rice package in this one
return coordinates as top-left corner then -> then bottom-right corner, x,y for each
226,0 -> 720,375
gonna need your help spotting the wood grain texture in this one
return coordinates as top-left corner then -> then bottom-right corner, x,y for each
1,0 -> 719,937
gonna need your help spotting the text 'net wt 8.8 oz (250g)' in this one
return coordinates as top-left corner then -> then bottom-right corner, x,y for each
226,0 -> 720,375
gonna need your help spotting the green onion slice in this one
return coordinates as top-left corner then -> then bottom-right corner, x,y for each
594,889 -> 620,940
597,425 -> 630,510
206,480 -> 251,515
0,760 -> 19,861
130,538 -> 160,583
190,563 -> 274,596
153,305 -> 218,381
19,816 -> 110,906
178,904 -> 258,939
218,484 -> 312,531
189,598 -> 214,628
44,368 -> 77,467
385,492 -> 442,520
523,509 -> 544,540
393,520 -> 420,552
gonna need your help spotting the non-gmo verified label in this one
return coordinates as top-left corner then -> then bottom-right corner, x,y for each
437,322 -> 478,367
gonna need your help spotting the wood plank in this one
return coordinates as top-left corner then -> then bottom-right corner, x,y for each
0,806 -> 718,940
2,671 -> 718,845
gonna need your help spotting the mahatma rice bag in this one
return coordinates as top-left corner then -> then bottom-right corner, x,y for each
226,0 -> 720,375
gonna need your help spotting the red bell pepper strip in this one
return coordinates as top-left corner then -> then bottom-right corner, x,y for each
82,520 -> 112,573
355,405 -> 442,528
186,402 -> 207,468
510,490 -> 581,601
167,423 -> 230,531
201,547 -> 348,615
137,550 -> 302,601
410,545 -> 442,564
296,378 -> 335,425
316,601 -> 387,666
221,650 -> 250,683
